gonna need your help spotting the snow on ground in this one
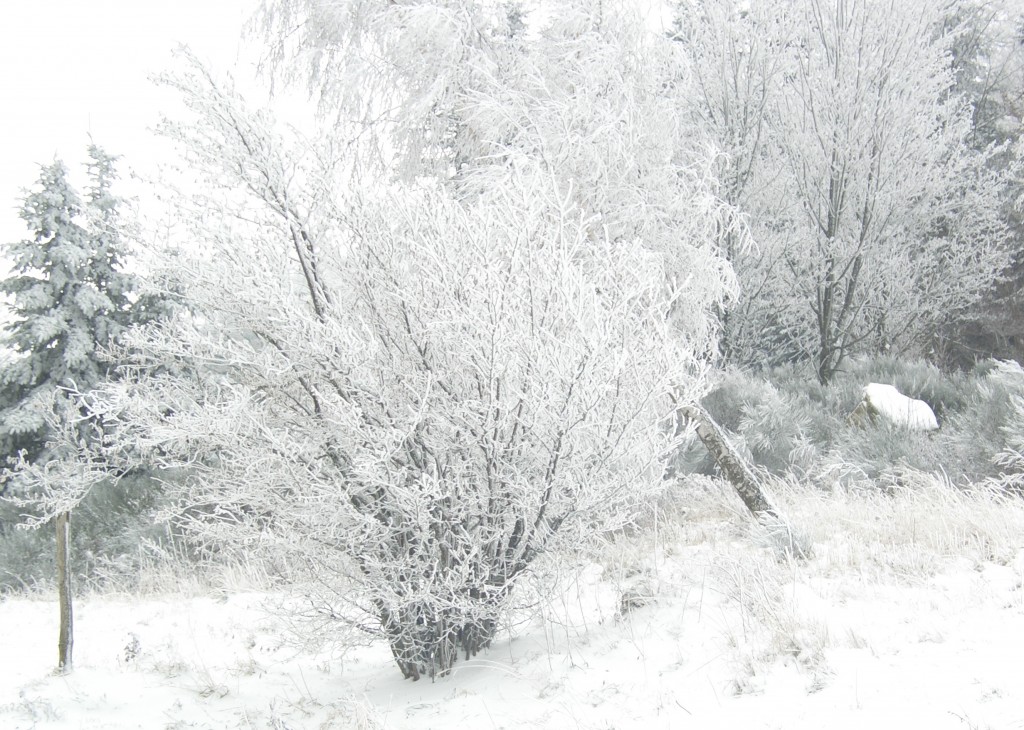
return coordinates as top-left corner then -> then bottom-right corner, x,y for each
3,479 -> 1024,730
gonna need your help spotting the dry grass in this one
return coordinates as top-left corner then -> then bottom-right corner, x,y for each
596,470 -> 1024,694
771,471 -> 1024,578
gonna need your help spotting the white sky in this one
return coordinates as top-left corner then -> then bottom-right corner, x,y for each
0,0 -> 262,249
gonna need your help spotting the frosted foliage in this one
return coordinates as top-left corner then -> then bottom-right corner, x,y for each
255,0 -> 738,349
0,149 -> 142,482
79,41 -> 732,678
991,361 -> 1024,490
458,3 -> 736,346
680,0 -> 1013,380
257,0 -> 527,176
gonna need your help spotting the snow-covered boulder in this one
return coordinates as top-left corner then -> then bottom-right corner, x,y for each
848,383 -> 939,431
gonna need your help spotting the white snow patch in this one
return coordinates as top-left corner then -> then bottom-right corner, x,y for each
859,382 -> 939,430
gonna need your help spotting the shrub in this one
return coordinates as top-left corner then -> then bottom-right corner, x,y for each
675,357 -> 1024,489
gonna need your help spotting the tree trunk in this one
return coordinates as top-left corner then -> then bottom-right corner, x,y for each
678,405 -> 777,515
379,602 -> 498,681
56,510 -> 73,673
677,405 -> 810,558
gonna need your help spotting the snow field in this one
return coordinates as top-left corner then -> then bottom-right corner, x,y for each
2,475 -> 1024,729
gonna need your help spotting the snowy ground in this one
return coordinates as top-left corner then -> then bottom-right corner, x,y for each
3,477 -> 1024,730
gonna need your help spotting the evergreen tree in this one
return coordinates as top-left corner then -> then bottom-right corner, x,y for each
0,146 -> 141,494
0,146 -> 154,672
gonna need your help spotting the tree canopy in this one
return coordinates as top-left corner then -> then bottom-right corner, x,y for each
0,147 -> 143,491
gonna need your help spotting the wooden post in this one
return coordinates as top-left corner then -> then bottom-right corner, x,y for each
678,404 -> 811,558
56,510 -> 73,673
678,405 -> 780,517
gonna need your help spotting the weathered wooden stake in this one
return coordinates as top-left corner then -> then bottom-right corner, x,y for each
678,404 -> 811,558
56,510 -> 73,673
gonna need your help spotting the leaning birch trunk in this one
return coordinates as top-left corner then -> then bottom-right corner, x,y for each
56,510 -> 73,673
678,405 -> 810,558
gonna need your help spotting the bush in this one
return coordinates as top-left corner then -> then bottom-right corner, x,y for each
971,361 -> 1024,490
675,357 -> 1024,489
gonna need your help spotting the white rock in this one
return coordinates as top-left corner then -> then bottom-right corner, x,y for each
857,383 -> 939,431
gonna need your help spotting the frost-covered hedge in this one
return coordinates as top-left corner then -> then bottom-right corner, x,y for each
671,357 -> 1024,488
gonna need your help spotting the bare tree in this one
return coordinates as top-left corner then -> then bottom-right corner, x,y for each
21,27 -> 734,680
680,0 -> 1014,381
673,0 -> 793,359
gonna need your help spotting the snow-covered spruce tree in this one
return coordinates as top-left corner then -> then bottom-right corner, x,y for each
0,146 -> 147,670
0,147 -> 144,490
87,15 -> 734,679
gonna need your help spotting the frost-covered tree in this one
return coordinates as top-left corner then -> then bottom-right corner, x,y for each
0,147 -> 142,492
0,146 -> 147,671
255,0 -> 736,343
678,0 -> 1013,381
943,0 -> 1024,147
934,0 -> 1024,366
62,2 -> 735,679
671,0 -> 794,360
